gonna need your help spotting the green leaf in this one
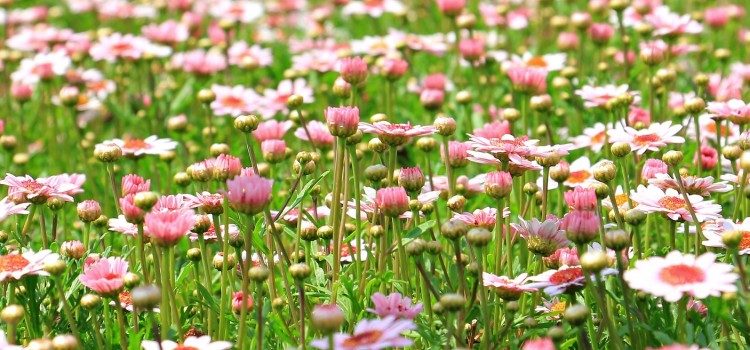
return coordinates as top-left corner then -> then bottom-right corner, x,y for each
168,77 -> 196,114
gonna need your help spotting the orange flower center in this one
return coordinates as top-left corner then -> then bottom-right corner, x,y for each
220,95 -> 246,108
615,193 -> 630,207
632,133 -> 661,146
119,291 -> 132,306
659,264 -> 706,285
591,131 -> 605,144
122,139 -> 149,150
111,43 -> 133,55
549,267 -> 583,285
0,255 -> 30,273
657,196 -> 686,211
550,301 -> 566,313
20,180 -> 44,192
739,231 -> 750,250
174,346 -> 199,350
342,330 -> 383,347
527,56 -> 548,67
567,170 -> 590,184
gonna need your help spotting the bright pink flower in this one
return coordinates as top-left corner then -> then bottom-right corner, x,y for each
704,7 -> 730,28
310,316 -> 415,349
575,84 -> 638,109
564,187 -> 597,211
152,194 -> 196,213
145,208 -> 195,246
375,187 -> 410,217
11,83 -> 33,101
232,291 -> 254,312
0,174 -> 79,203
641,159 -> 669,183
589,23 -> 615,44
359,121 -> 436,145
253,120 -> 294,142
77,200 -> 102,222
223,174 -> 274,215
706,99 -> 750,124
473,120 -> 510,139
483,272 -> 537,300
367,292 -> 423,319
646,7 -> 703,37
295,120 -> 335,148
442,141 -> 472,168
561,210 -> 600,244
423,73 -> 447,90
261,140 -> 287,163
120,194 -> 145,224
436,0 -> 465,16
381,58 -> 408,80
207,21 -> 227,45
543,247 -> 580,269
325,106 -> 360,137
453,207 -> 507,229
419,89 -> 445,110
695,143 -> 718,170
507,67 -> 547,94
339,56 -> 368,85
523,338 -> 555,350
78,256 -> 129,296
628,107 -> 651,126
459,38 -> 484,61
121,174 -> 150,196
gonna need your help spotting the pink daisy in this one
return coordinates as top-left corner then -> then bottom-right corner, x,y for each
702,218 -> 750,255
512,216 -> 570,256
1,174 -> 80,203
527,265 -> 617,295
295,120 -> 335,149
648,173 -> 732,196
101,136 -> 177,157
228,42 -> 273,67
482,272 -> 537,300
141,336 -> 232,350
629,185 -> 722,222
624,251 -> 737,302
453,207 -> 509,230
253,120 -> 294,142
78,256 -> 129,296
210,84 -> 259,117
359,121 -> 436,144
367,292 -> 424,319
575,84 -> 639,109
261,79 -> 314,117
607,121 -> 685,154
0,250 -> 58,282
310,316 -> 415,350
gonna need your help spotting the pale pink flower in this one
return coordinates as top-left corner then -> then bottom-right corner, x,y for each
120,194 -> 145,224
646,6 -> 703,37
342,0 -> 406,18
89,33 -> 152,62
703,218 -> 750,255
171,49 -> 227,75
295,121 -> 335,148
152,194 -> 197,213
262,79 -> 314,116
108,215 -> 141,237
145,209 -> 195,246
512,216 -> 570,256
473,120 -> 510,139
0,197 -> 30,222
231,291 -> 254,312
78,256 -> 129,296
11,50 -> 71,84
228,42 -> 273,67
209,0 -> 264,23
607,121 -> 685,154
102,136 -> 177,157
629,185 -> 722,222
624,251 -> 737,302
507,66 -> 547,94
142,336 -> 232,350
482,272 -> 537,300
706,99 -> 750,124
1,174 -> 79,203
141,20 -> 189,44
575,84 -> 639,109
188,222 -> 240,243
569,123 -> 609,152
210,84 -> 259,117
704,7 -> 730,28
523,338 -> 555,350
222,174 -> 274,215
453,207 -> 509,229
0,250 -> 58,282
648,174 -> 731,196
708,74 -> 743,102
468,134 -> 549,165
310,316 -> 415,349
367,292 -> 423,319
121,174 -> 150,196
527,265 -> 617,295
589,23 -> 615,44
504,52 -> 567,72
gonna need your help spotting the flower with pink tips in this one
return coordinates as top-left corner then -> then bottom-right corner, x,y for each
0,250 -> 59,283
367,292 -> 423,319
223,174 -> 274,215
78,256 -> 129,296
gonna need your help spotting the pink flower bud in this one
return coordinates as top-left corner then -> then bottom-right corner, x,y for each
375,187 -> 410,217
339,57 -> 368,85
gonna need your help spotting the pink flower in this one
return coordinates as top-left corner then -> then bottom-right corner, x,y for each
142,336 -> 232,350
483,272 -> 537,300
261,140 -> 287,163
141,20 -> 189,44
359,121 -> 436,145
528,265 -> 617,295
0,250 -> 58,282
102,136 -> 177,157
325,106 -> 360,137
121,174 -> 150,196
628,107 -> 651,126
575,84 -> 639,109
453,207 -> 509,229
468,134 -> 548,165
295,121 -> 335,148
210,84 -> 259,117
507,67 -> 547,94
11,83 -> 33,101
484,171 -> 514,198
253,120 -> 294,142
223,174 -> 274,215
367,292 -> 423,319
89,33 -> 153,62
171,49 -> 227,75
512,216 -> 570,256
708,74 -> 743,102
523,338 -> 555,350
557,32 -> 580,51
423,73 -> 447,90
561,210 -> 600,244
704,7 -> 730,28
0,174 -> 79,203
473,120 -> 510,139
339,56 -> 368,85
648,174 -> 731,197
310,316 -> 415,350
419,89 -> 445,109
630,185 -> 722,222
544,247 -> 580,269
145,208 -> 195,246
459,38 -> 484,61
607,121 -> 685,154
443,141 -> 472,168
261,79 -> 314,117
706,99 -> 750,124
436,0 -> 465,16
78,256 -> 129,296
77,200 -> 102,222
589,23 -> 615,44
696,143 -> 718,170
564,187 -> 597,211
375,187 -> 410,217
381,58 -> 408,80
232,291 -> 254,312
646,7 -> 703,37
228,42 -> 273,67
641,159 -> 669,183
120,194 -> 145,224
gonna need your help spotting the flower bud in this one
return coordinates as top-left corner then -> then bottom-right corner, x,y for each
485,171 -> 513,198
60,240 -> 85,259
416,138 -> 438,153
317,225 -> 334,240
94,143 -> 122,162
447,195 -> 466,212
592,161 -> 617,183
234,115 -> 260,133
1,304 -> 24,324
440,293 -> 466,312
134,191 -> 159,211
580,251 -> 609,273
662,150 -> 683,166
434,116 -> 457,136
187,248 -> 202,262
44,260 -> 66,276
441,220 -> 467,240
466,227 -> 492,247
312,304 -> 345,334
398,167 -> 425,193
741,151 -> 750,172
722,230 -> 744,249
52,334 -> 79,350
289,263 -> 311,280
197,89 -> 216,103
249,266 -> 271,282
684,98 -> 705,114
564,304 -> 589,326
80,294 -> 101,309
131,284 -> 161,309
624,209 -> 646,226
611,142 -> 631,158
406,238 -> 427,256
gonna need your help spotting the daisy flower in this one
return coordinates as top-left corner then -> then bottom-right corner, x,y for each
645,6 -> 703,37
512,215 -> 570,256
310,316 -> 415,350
367,292 -> 423,319
89,33 -> 152,62
79,256 -> 129,296
706,99 -> 750,125
171,49 -> 228,75
535,297 -> 567,320
468,134 -> 550,165
142,336 -> 232,350
607,121 -> 685,154
648,173 -> 732,196
562,157 -> 596,188
252,120 -> 294,142
569,123 -> 610,152
686,114 -> 739,144
0,196 -> 31,222
575,84 -> 639,109
703,218 -> 750,254
329,240 -> 371,263
188,223 -> 240,243
527,265 -> 617,295
108,215 -> 141,237
482,272 -> 537,300
295,120 -> 335,149
1,174 -> 80,203
629,185 -> 722,222
341,0 -> 406,18
228,42 -> 273,67
101,136 -> 177,157
504,52 -> 567,72
453,207 -> 509,230
624,251 -> 737,302
210,84 -> 259,117
11,50 -> 71,85
261,79 -> 314,117
209,0 -> 264,23
359,121 -> 436,145
0,250 -> 59,282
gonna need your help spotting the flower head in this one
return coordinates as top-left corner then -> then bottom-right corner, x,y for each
222,174 -> 274,215
367,292 -> 423,319
78,256 -> 129,296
